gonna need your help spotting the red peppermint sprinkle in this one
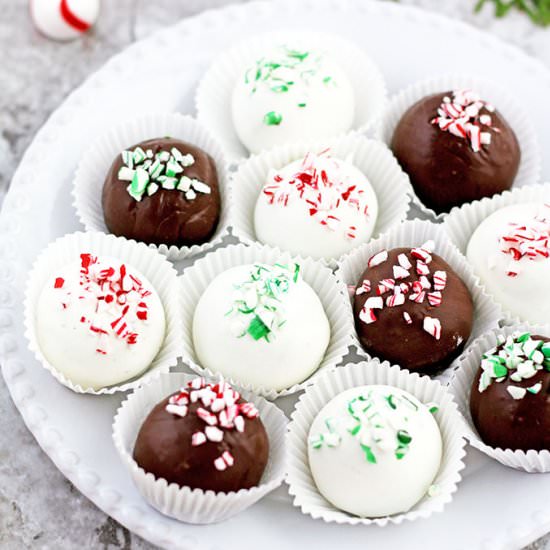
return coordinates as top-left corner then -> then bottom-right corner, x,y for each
355,280 -> 371,295
433,270 -> 447,291
263,150 -> 374,240
54,277 -> 65,289
431,90 -> 495,153
403,312 -> 412,324
427,291 -> 442,307
423,316 -> 442,340
368,250 -> 388,268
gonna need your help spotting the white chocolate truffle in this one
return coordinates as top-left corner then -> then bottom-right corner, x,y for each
192,263 -> 330,391
308,385 -> 442,518
254,150 -> 378,259
231,44 -> 355,154
466,203 -> 550,324
36,254 -> 165,389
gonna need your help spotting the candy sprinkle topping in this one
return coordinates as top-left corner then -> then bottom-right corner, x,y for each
357,242 -> 446,339
478,332 -> 550,396
117,145 -> 210,202
225,263 -> 300,342
165,377 -> 259,471
309,388 -> 436,464
262,150 -> 372,240
497,205 -> 550,278
431,89 -> 496,153
52,254 -> 153,354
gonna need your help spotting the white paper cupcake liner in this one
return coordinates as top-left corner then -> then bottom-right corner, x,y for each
286,359 -> 466,526
23,231 -> 182,395
448,324 -> 550,472
72,113 -> 231,261
229,133 -> 411,263
376,74 -> 541,221
112,372 -> 288,524
443,181 -> 550,325
336,219 -> 503,384
179,242 -> 354,399
196,31 -> 387,162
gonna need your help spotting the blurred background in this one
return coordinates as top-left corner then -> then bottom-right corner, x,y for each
1,0 -> 549,547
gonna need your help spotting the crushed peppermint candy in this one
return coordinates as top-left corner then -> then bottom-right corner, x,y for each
165,377 -> 260,472
225,263 -> 300,342
478,332 -> 550,396
356,242 -> 447,339
309,388 -> 437,464
52,254 -> 153,354
497,205 -> 550,278
262,150 -> 373,240
431,89 -> 496,153
117,145 -> 211,202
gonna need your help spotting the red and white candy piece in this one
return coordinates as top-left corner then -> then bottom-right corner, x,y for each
423,316 -> 442,340
30,0 -> 100,41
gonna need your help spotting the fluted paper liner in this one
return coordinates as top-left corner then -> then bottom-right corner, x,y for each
448,324 -> 550,472
72,113 -> 231,261
112,372 -> 288,524
179,242 -> 354,399
377,75 -> 541,221
196,31 -> 387,162
23,231 -> 182,395
286,360 -> 466,525
443,182 -> 550,324
230,134 -> 411,262
337,219 -> 503,384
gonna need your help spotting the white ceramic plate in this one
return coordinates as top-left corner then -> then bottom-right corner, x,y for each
2,1 -> 550,549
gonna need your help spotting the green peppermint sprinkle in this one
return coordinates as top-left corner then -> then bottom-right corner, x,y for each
263,111 -> 283,126
479,332 -> 548,398
309,388 -> 429,466
297,102 -> 307,108
323,76 -> 332,84
118,145 -> 210,202
226,263 -> 300,342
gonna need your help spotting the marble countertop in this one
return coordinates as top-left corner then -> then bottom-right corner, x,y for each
1,0 -> 549,548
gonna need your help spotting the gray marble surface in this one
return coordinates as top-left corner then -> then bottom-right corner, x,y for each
1,0 -> 549,548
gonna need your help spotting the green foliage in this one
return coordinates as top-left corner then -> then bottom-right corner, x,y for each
475,0 -> 550,26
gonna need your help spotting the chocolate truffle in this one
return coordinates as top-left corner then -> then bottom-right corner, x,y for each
353,242 -> 474,372
193,262 -> 330,392
467,203 -> 550,324
308,385 -> 442,517
133,377 -> 269,492
232,44 -> 354,154
470,332 -> 550,451
36,253 -> 165,389
102,137 -> 221,247
391,89 -> 520,213
254,149 -> 378,260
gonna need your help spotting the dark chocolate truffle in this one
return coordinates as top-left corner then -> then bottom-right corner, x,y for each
102,137 -> 221,247
353,242 -> 474,372
133,378 -> 269,493
470,332 -> 550,451
391,90 -> 520,213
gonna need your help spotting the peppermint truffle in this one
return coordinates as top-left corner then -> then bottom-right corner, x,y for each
254,150 -> 378,259
102,137 -> 221,247
36,253 -> 165,389
353,243 -> 474,372
232,44 -> 354,154
470,332 -> 550,451
308,385 -> 442,517
134,377 -> 269,492
391,90 -> 520,213
467,203 -> 550,324
193,262 -> 330,392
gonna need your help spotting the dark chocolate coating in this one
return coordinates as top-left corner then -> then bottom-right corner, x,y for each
102,138 -> 221,247
133,394 -> 269,493
353,248 -> 474,372
391,91 -> 520,213
470,335 -> 550,451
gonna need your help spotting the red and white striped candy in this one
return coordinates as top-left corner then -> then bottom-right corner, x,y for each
423,316 -> 442,340
433,270 -> 447,291
393,265 -> 410,280
427,291 -> 442,307
355,279 -> 371,295
368,250 -> 388,268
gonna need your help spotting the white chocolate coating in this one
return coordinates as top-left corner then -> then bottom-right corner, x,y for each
466,203 -> 550,324
231,44 -> 355,154
254,151 -> 378,259
36,255 -> 165,389
30,0 -> 100,41
192,263 -> 330,391
308,385 -> 442,518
